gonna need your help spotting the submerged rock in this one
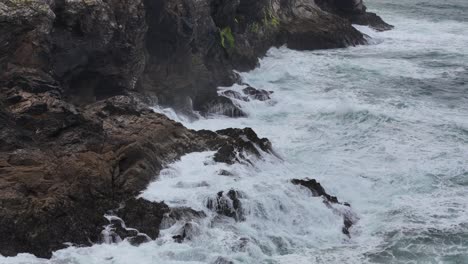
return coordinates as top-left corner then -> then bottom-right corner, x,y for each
207,190 -> 245,221
172,222 -> 199,243
242,86 -> 272,101
291,179 -> 340,204
161,207 -> 207,229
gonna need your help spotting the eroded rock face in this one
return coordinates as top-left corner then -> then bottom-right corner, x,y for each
1,0 -> 388,114
207,190 -> 245,221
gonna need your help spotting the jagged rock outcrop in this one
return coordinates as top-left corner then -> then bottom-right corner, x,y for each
213,127 -> 273,164
292,178 -> 357,236
1,0 -> 389,113
0,0 -> 389,258
222,86 -> 273,102
315,0 -> 394,31
0,81 -> 272,257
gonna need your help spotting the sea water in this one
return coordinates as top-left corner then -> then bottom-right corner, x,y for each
3,0 -> 467,263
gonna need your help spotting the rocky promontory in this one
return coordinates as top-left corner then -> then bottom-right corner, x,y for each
0,0 -> 391,258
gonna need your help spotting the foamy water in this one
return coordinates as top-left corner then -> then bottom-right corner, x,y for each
3,1 -> 468,263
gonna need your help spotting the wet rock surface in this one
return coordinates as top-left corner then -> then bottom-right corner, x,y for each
0,0 -> 389,114
207,190 -> 245,221
212,257 -> 235,264
214,128 -> 273,164
221,86 -> 273,102
292,178 -> 357,237
202,96 -> 247,117
315,0 -> 394,31
291,179 -> 340,204
0,87 -> 270,257
242,86 -> 272,101
0,0 -> 388,258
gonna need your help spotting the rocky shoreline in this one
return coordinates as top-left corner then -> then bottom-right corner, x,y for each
0,0 -> 391,258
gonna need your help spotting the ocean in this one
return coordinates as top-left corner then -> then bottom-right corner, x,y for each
3,0 -> 467,263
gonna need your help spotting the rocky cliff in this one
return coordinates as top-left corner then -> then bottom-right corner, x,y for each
0,0 -> 391,258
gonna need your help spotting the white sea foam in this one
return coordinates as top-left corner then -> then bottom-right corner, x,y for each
2,2 -> 468,263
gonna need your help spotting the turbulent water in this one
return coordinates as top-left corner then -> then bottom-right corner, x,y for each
3,0 -> 468,263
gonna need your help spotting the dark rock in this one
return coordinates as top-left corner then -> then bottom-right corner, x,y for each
315,0 -> 394,32
291,179 -> 339,204
242,86 -> 271,101
161,207 -> 207,229
202,96 -> 247,117
219,169 -> 235,176
347,12 -> 394,32
0,0 -> 386,114
213,145 -> 238,164
207,190 -> 245,221
0,0 -> 387,257
5,95 -> 23,105
114,198 -> 170,240
172,222 -> 198,243
214,128 -> 272,164
109,219 -> 139,240
342,215 -> 354,236
292,178 -> 357,237
221,90 -> 250,102
128,235 -> 151,246
212,257 -> 235,264
24,102 -> 48,115
0,92 -> 250,258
